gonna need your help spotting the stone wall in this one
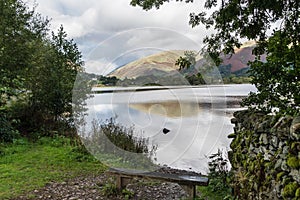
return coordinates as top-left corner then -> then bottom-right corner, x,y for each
228,110 -> 300,199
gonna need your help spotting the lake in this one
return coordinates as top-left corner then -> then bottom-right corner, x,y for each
83,84 -> 257,173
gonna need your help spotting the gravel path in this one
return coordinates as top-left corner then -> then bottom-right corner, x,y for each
13,167 -> 204,200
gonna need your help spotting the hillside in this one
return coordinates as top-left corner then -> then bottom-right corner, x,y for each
221,41 -> 266,72
108,50 -> 201,79
108,42 -> 265,82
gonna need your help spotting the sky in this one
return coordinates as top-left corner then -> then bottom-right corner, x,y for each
28,0 -> 215,74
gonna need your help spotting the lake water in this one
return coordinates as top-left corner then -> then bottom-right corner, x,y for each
83,84 -> 257,173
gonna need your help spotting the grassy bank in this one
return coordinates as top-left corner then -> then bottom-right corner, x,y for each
0,136 -> 107,199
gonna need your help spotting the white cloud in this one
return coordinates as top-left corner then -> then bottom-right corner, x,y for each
29,0 -> 213,73
85,59 -> 118,75
32,0 -> 209,39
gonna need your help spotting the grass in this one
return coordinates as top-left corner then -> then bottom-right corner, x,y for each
197,186 -> 233,200
0,136 -> 107,199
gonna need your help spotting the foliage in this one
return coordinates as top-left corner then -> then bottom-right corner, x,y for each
0,0 -> 48,141
102,182 -> 135,199
185,73 -> 206,85
26,25 -> 87,127
81,117 -> 157,170
0,0 -> 89,141
116,74 -> 189,86
122,188 -> 135,199
98,75 -> 119,86
242,32 -> 300,114
0,113 -> 19,143
92,117 -> 156,155
198,149 -> 233,200
175,51 -> 197,70
102,182 -> 118,197
130,0 -> 300,115
0,136 -> 106,199
0,0 -> 49,103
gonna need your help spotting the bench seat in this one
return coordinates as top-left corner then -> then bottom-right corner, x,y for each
107,168 -> 209,199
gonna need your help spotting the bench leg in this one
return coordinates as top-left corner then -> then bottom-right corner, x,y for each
116,175 -> 132,190
180,184 -> 196,199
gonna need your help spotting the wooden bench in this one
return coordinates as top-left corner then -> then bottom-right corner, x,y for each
107,168 -> 209,199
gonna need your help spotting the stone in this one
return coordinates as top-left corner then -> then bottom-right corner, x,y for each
289,169 -> 300,183
264,153 -> 271,161
273,116 -> 293,130
274,159 -> 282,169
257,121 -> 270,133
278,141 -> 285,149
259,133 -> 268,145
281,160 -> 289,171
282,146 -> 289,155
271,136 -> 278,148
290,116 -> 300,139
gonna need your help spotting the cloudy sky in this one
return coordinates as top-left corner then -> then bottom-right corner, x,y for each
29,0 -> 214,74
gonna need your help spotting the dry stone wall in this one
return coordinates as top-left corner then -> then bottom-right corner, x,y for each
228,110 -> 300,199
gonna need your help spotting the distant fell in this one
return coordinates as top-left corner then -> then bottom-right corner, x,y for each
108,50 -> 200,79
109,42 -> 265,79
222,41 -> 266,72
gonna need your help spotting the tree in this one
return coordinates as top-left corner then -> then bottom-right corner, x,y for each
0,0 -> 49,141
0,0 -> 49,107
175,51 -> 197,70
0,0 -> 89,140
130,0 -> 300,114
26,25 -> 87,130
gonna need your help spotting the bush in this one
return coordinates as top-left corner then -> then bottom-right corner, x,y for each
0,114 -> 19,143
81,117 -> 158,170
198,149 -> 233,199
102,182 -> 118,197
91,117 -> 157,155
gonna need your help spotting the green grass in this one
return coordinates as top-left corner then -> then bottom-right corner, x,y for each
0,137 -> 107,199
197,186 -> 233,200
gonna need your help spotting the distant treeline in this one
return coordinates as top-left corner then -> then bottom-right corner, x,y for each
87,63 -> 251,87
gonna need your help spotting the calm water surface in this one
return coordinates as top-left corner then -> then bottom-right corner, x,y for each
85,84 -> 257,173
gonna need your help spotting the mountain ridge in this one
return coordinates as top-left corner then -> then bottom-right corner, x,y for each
109,42 -> 264,79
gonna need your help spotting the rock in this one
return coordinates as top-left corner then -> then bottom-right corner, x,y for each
229,111 -> 300,199
257,121 -> 270,133
162,128 -> 170,134
289,169 -> 300,183
290,116 -> 300,139
273,116 -> 293,130
259,133 -> 268,145
264,153 -> 271,161
271,136 -> 278,148
278,141 -> 285,149
274,159 -> 282,169
282,146 -> 289,155
281,160 -> 289,171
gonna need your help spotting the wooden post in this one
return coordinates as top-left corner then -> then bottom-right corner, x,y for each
116,175 -> 133,190
180,184 -> 196,199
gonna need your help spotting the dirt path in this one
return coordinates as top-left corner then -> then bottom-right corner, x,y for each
12,167 -> 203,200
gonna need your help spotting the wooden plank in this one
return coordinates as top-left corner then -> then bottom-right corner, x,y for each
108,168 -> 209,186
107,168 -> 209,199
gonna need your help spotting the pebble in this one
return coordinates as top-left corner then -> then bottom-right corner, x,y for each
11,167 -> 197,200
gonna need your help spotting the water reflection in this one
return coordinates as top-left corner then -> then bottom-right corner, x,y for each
130,101 -> 200,118
83,84 -> 257,173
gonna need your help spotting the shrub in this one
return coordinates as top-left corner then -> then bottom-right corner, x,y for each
102,182 -> 118,197
198,149 -> 233,199
0,114 -> 19,143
